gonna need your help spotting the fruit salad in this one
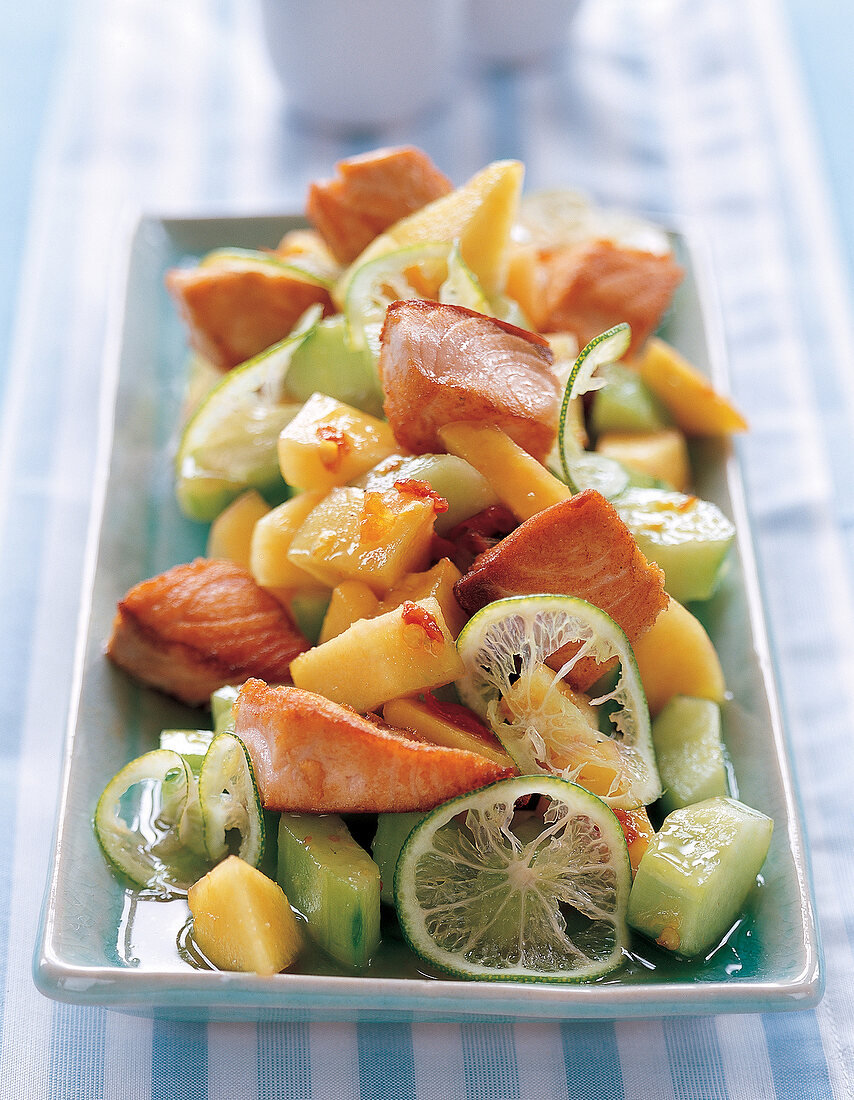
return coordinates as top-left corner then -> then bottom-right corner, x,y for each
96,146 -> 771,983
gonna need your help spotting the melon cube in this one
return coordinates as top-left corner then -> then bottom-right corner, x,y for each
277,392 -> 396,493
287,485 -> 437,595
187,855 -> 302,975
290,596 -> 464,713
318,580 -> 380,644
632,598 -> 726,715
596,428 -> 691,493
206,489 -> 270,568
250,491 -> 326,589
380,558 -> 467,637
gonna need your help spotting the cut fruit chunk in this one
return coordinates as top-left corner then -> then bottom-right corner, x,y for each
394,775 -> 632,981
189,855 -> 302,974
277,392 -> 396,493
632,597 -> 726,716
382,694 -> 512,768
290,597 -> 464,713
94,749 -> 205,892
438,422 -> 569,522
175,324 -> 316,521
627,796 -> 772,958
591,362 -> 672,435
210,684 -> 240,735
206,489 -> 270,567
158,729 -> 213,774
652,696 -> 729,814
635,338 -> 747,436
198,731 -> 265,866
614,488 -> 734,604
234,679 -> 514,813
455,595 -> 660,809
596,428 -> 691,494
277,813 -> 381,969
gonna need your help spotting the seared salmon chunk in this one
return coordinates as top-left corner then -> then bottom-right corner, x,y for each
378,300 -> 561,462
106,559 -> 309,705
538,239 -> 683,355
234,679 -> 514,813
306,145 -> 453,264
165,260 -> 332,371
454,489 -> 668,688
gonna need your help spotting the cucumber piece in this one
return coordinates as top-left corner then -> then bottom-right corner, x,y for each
159,729 -> 214,775
210,684 -> 240,735
652,696 -> 728,814
591,362 -> 671,435
285,314 -> 384,417
356,453 -> 499,535
288,589 -> 331,646
614,487 -> 735,603
627,796 -> 772,958
371,812 -> 426,905
277,813 -> 381,969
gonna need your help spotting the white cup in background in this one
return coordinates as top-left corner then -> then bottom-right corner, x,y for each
260,0 -> 461,131
466,0 -> 582,65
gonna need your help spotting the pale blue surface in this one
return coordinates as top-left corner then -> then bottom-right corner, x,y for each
2,0 -> 854,1097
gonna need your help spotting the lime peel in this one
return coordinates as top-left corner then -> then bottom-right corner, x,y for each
455,595 -> 660,809
199,731 -> 265,867
557,324 -> 632,498
394,775 -> 632,982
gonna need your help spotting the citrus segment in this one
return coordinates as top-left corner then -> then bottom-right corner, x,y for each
455,595 -> 660,809
394,775 -> 632,981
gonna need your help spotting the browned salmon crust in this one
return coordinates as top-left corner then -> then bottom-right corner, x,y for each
165,263 -> 333,371
106,559 -> 309,705
306,146 -> 453,264
538,239 -> 683,355
378,299 -> 560,462
234,679 -> 514,813
454,489 -> 668,689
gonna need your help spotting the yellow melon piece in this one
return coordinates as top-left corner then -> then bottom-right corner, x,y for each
250,491 -> 325,589
287,485 -> 437,595
438,421 -> 570,521
636,338 -> 747,436
340,159 -> 524,298
290,597 -> 464,713
380,558 -> 467,637
206,489 -> 270,568
277,392 -> 396,493
187,855 -> 302,975
383,696 -> 513,768
319,580 -> 380,644
632,598 -> 726,715
596,428 -> 691,493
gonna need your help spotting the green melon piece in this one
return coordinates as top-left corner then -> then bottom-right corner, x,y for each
627,797 -> 772,958
615,487 -> 735,603
285,314 -> 384,417
371,812 -> 427,905
277,813 -> 381,969
652,696 -> 729,814
591,363 -> 671,434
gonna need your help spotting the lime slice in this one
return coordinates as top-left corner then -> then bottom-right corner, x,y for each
198,247 -> 336,288
557,325 -> 632,498
438,241 -> 531,329
344,241 -> 449,357
456,595 -> 660,809
94,749 -> 206,892
198,732 -> 265,867
394,775 -> 632,981
175,318 -> 318,522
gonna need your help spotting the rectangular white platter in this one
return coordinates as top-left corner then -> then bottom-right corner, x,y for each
33,213 -> 823,1021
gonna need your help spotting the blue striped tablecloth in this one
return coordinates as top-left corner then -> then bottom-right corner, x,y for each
2,0 -> 853,1095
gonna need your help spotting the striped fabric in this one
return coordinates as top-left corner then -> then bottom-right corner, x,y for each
1,0 -> 853,1095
